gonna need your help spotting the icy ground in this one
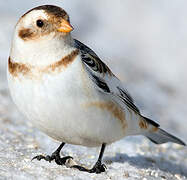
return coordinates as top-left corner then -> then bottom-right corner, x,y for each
0,0 -> 186,179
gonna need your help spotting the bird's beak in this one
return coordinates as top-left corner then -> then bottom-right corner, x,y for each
57,19 -> 73,33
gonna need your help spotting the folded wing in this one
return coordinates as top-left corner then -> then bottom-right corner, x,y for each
74,39 -> 140,114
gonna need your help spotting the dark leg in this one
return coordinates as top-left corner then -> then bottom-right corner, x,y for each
71,143 -> 107,174
32,142 -> 72,165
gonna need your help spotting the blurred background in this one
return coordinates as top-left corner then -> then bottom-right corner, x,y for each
0,0 -> 186,179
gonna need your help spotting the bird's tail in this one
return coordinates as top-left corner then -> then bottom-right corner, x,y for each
141,116 -> 186,146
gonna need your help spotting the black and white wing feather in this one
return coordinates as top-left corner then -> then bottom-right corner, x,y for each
74,39 -> 140,114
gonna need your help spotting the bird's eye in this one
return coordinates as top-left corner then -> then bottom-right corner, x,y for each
36,19 -> 44,28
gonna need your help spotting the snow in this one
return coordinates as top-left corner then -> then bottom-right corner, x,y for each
0,0 -> 186,179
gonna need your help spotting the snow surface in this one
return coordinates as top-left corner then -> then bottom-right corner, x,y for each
0,0 -> 186,179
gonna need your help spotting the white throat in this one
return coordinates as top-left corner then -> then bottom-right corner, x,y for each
10,32 -> 75,67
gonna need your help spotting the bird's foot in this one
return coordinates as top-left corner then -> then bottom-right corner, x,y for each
32,152 -> 73,165
71,160 -> 106,174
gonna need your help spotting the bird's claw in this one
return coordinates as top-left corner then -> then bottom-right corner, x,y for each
32,155 -> 47,161
32,154 -> 73,165
71,160 -> 106,174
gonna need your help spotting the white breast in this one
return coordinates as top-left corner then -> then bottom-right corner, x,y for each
8,55 -> 139,147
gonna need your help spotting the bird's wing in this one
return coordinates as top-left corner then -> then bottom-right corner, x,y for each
74,39 -> 140,114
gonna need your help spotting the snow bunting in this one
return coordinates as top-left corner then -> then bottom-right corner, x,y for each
8,5 -> 186,174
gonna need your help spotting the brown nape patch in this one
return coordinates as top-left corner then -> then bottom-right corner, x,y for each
139,119 -> 148,129
8,50 -> 79,78
19,28 -> 36,41
85,101 -> 127,130
8,57 -> 31,77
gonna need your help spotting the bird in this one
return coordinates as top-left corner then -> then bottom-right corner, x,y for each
8,5 -> 186,174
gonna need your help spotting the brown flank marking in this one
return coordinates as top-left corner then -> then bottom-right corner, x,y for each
151,126 -> 158,132
86,101 -> 127,130
8,49 -> 79,78
139,119 -> 148,129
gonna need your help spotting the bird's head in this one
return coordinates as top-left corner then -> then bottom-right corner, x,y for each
16,5 -> 73,41
11,5 -> 75,65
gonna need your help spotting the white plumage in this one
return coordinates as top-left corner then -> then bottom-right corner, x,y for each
7,5 -> 185,174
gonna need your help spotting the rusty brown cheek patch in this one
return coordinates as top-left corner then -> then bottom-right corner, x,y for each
18,24 -> 54,42
8,49 -> 79,78
85,101 -> 127,130
19,28 -> 36,41
18,27 -> 51,41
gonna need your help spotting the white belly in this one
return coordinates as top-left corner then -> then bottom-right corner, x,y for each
8,60 -> 136,147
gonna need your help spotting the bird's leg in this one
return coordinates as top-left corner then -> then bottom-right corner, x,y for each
71,143 -> 107,174
32,142 -> 73,165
